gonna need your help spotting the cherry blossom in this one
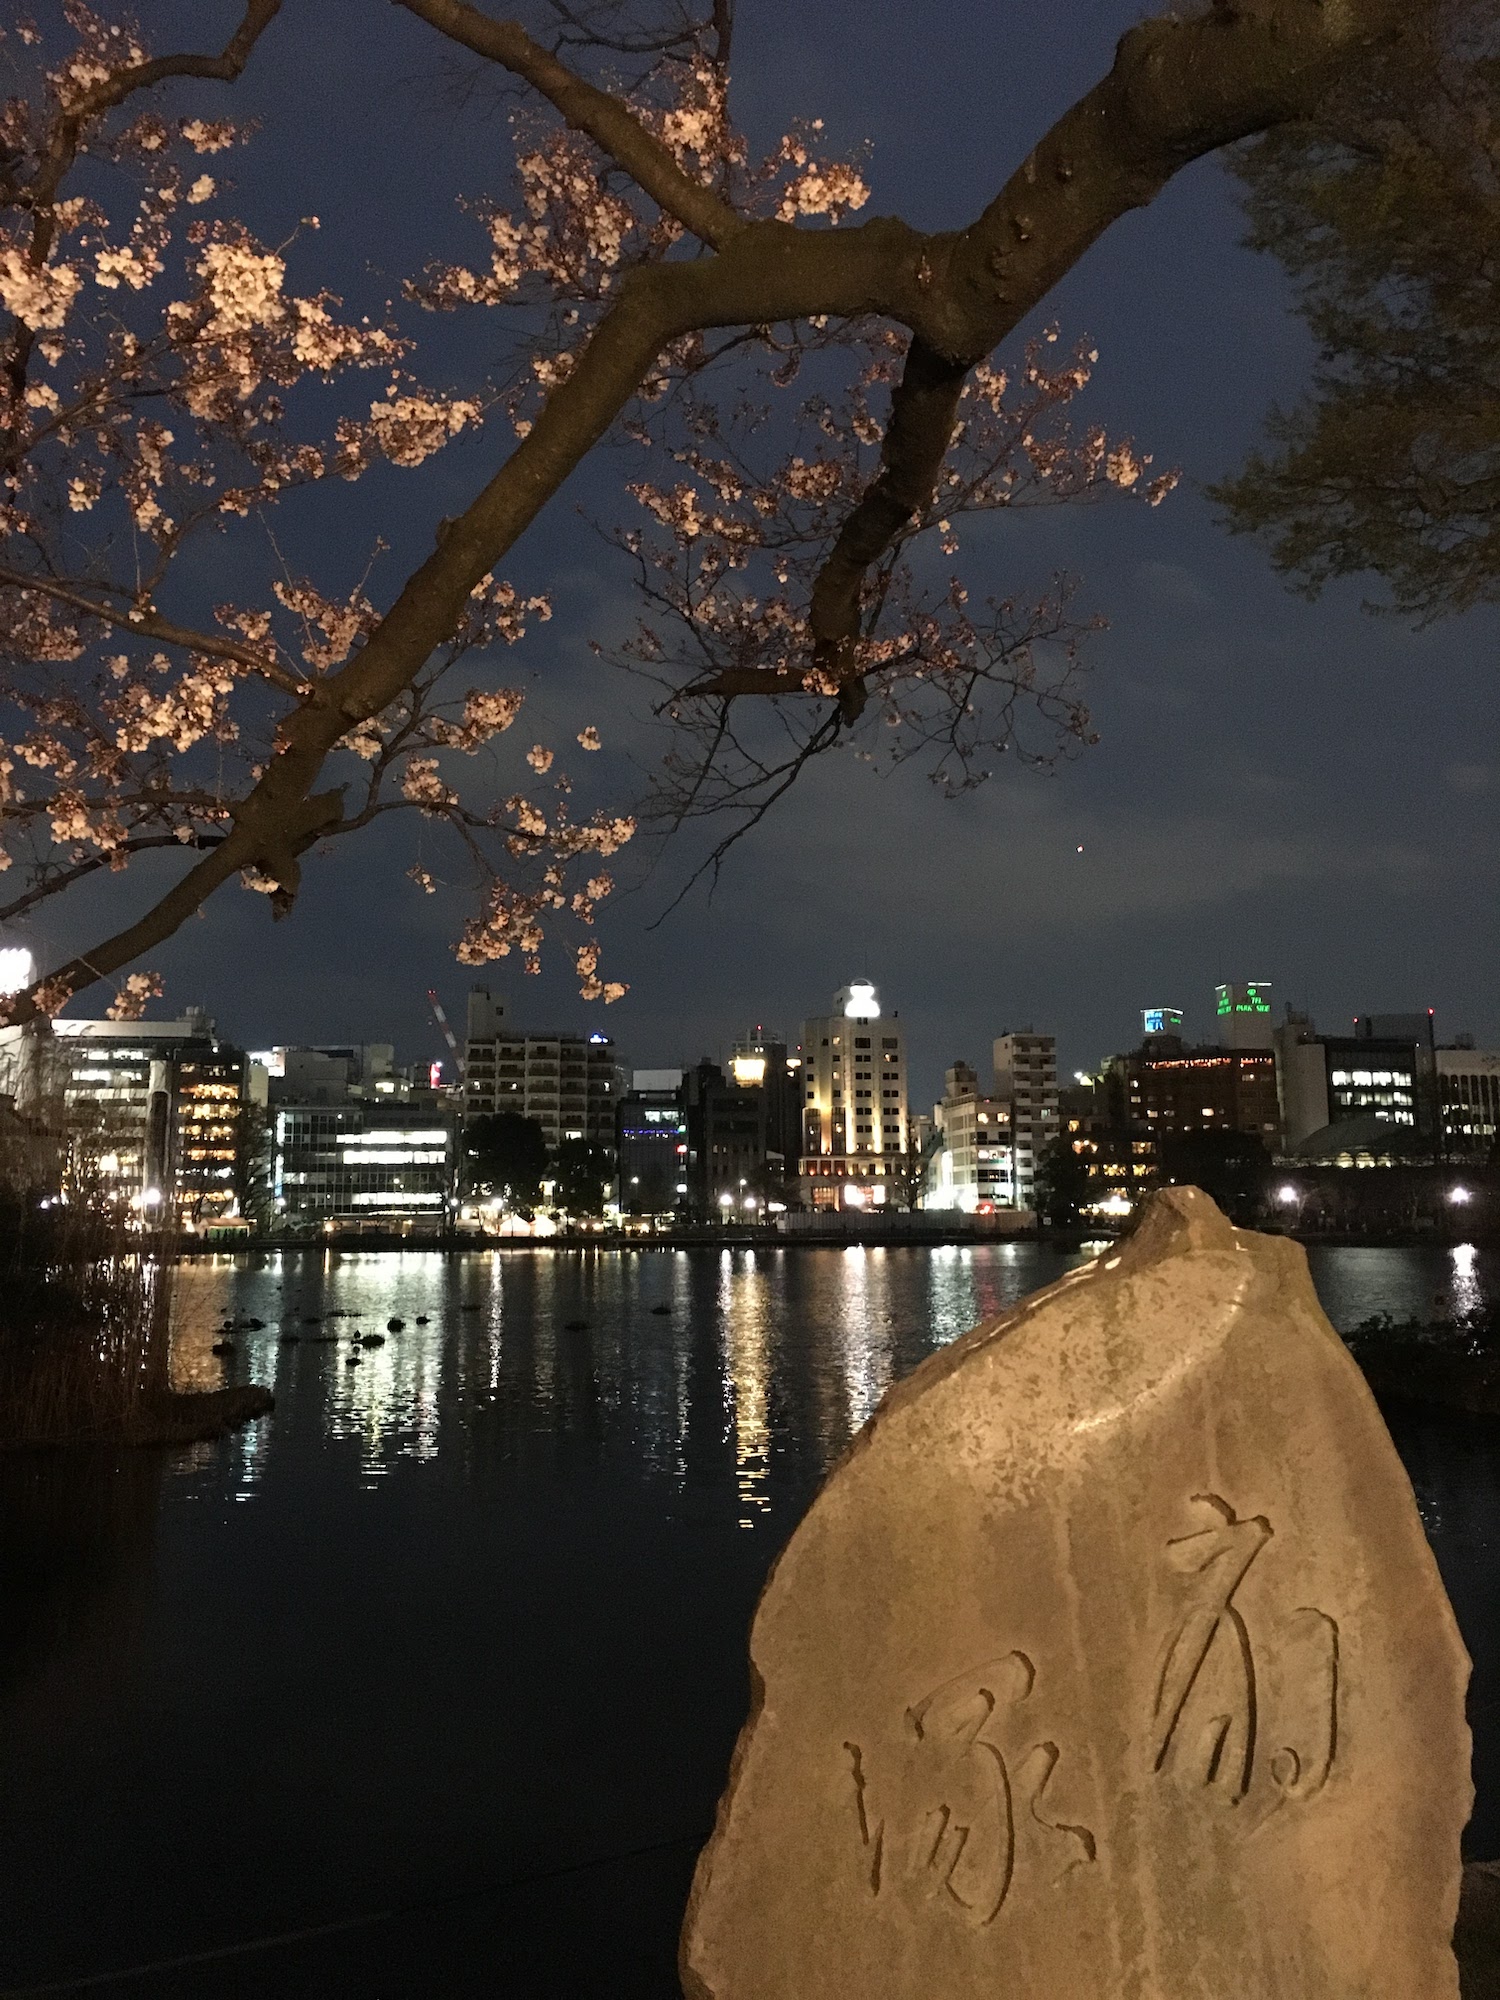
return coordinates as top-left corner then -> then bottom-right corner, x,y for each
0,0 -> 1200,1026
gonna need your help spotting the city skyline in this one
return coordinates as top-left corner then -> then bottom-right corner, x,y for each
0,0 -> 1493,1090
98,965 -> 1495,1126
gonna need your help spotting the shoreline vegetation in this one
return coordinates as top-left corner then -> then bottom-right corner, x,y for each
0,1186 -> 275,1454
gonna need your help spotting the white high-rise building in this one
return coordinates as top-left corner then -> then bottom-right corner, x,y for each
799,979 -> 909,1209
992,1031 -> 1058,1209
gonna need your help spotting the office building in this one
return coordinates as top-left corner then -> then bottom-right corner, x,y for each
926,1061 -> 1015,1211
1122,1040 -> 1280,1147
992,1031 -> 1058,1207
1439,1045 -> 1500,1158
249,1042 -> 403,1106
616,1069 -> 687,1212
729,1029 -> 803,1169
271,1102 -> 456,1233
799,979 -> 909,1208
1274,1009 -> 1436,1162
0,1011 -> 256,1225
685,1058 -> 776,1214
462,986 -> 617,1150
1058,1075 -> 1157,1211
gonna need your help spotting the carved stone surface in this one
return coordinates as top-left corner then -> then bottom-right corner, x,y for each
681,1188 -> 1472,1999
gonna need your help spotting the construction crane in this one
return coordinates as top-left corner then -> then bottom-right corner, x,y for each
426,988 -> 464,1084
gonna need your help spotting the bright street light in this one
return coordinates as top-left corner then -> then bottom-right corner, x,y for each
1448,1187 -> 1473,1205
1276,1184 -> 1299,1205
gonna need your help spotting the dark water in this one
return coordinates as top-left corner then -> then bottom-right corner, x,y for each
0,1240 -> 1496,1997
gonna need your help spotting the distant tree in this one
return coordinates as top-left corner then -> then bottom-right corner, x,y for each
1213,0 -> 1500,621
0,0 -> 1411,1026
1034,1135 -> 1093,1228
464,1110 -> 548,1206
884,1142 -> 932,1214
553,1137 -> 611,1218
1158,1130 -> 1272,1225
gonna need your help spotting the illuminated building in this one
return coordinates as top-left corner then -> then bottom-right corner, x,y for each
461,986 -> 617,1149
926,1061 -> 1015,1212
0,1010 -> 256,1224
798,980 -> 909,1209
1275,1009 -> 1443,1162
616,1068 -> 687,1213
1124,1041 -> 1279,1145
1439,1045 -> 1500,1158
992,1031 -> 1058,1207
686,1059 -> 774,1213
271,1105 -> 456,1233
1059,1082 -> 1158,1209
1142,1007 -> 1184,1039
1214,981 -> 1274,1051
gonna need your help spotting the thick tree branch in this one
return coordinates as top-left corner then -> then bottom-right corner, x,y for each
393,0 -> 746,249
805,0 -> 1411,694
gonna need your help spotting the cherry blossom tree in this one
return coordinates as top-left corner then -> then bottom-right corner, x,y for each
0,0 -> 1411,1022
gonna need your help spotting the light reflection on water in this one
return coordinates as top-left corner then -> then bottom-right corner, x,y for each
166,1239 -> 1500,1507
0,1240 -> 1496,1997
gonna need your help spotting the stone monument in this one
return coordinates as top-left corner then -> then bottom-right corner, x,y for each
681,1188 -> 1472,1998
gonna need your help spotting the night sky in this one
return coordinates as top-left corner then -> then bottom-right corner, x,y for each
25,0 -> 1500,1110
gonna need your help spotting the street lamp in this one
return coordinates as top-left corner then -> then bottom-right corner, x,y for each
1448,1186 -> 1473,1205
1276,1184 -> 1299,1205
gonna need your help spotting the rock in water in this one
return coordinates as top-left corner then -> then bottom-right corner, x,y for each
680,1189 -> 1472,2000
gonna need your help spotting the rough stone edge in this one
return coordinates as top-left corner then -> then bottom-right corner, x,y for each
678,1191 -> 1227,1997
678,1186 -> 1474,1997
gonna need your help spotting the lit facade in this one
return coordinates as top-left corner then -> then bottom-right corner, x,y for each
927,1061 -> 1014,1211
0,1012 -> 255,1224
462,986 -> 617,1150
799,980 -> 909,1209
1439,1048 -> 1500,1158
616,1069 -> 687,1212
1273,1011 -> 1438,1161
272,1105 -> 456,1232
1060,1083 -> 1158,1209
1124,1044 -> 1280,1146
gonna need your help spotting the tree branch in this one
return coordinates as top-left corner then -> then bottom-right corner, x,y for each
804,0 -> 1411,692
0,566 -> 306,694
29,1 -> 285,226
12,0 -> 1411,1020
393,0 -> 746,249
0,834 -> 224,925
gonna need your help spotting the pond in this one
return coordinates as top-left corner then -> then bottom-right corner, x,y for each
0,1240 -> 1495,1997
